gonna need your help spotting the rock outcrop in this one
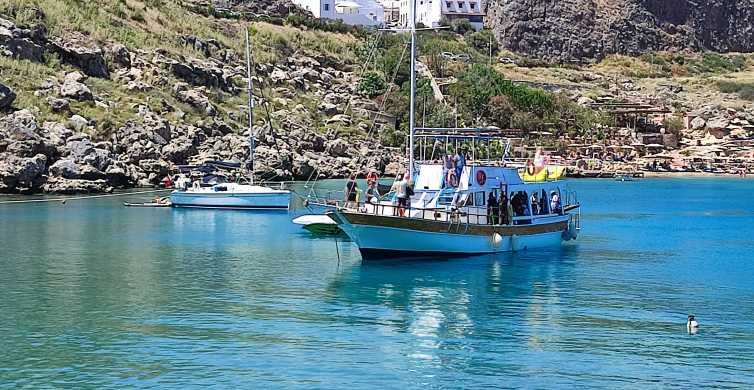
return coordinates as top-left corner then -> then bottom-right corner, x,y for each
0,83 -> 15,110
487,0 -> 754,62
50,39 -> 110,78
0,17 -> 45,62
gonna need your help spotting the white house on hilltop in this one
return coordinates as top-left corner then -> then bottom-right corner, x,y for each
291,0 -> 385,26
399,0 -> 486,31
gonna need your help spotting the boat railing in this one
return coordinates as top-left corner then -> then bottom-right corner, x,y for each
570,208 -> 581,232
353,199 -> 566,228
564,189 -> 578,206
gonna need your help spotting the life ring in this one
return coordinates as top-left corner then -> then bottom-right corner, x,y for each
366,171 -> 379,185
476,169 -> 487,186
526,161 -> 536,176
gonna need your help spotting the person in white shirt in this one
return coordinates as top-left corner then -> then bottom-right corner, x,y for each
395,173 -> 409,217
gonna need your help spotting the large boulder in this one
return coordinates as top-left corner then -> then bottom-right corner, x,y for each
0,109 -> 42,156
60,73 -> 93,101
0,18 -> 45,62
0,83 -> 16,109
706,116 -> 729,130
0,153 -> 47,193
690,116 -> 706,130
161,137 -> 197,164
171,59 -> 235,92
176,88 -> 216,116
50,39 -> 109,78
325,139 -> 350,157
48,158 -> 81,179
105,43 -> 131,69
181,35 -> 223,58
43,177 -> 111,194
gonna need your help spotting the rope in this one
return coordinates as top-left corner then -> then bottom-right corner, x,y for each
0,189 -> 172,205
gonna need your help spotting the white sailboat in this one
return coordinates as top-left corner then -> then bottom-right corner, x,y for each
170,27 -> 291,210
326,2 -> 581,259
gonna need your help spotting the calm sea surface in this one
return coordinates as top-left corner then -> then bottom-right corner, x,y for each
1,178 -> 754,389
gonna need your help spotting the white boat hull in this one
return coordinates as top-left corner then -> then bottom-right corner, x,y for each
171,187 -> 290,210
329,211 -> 574,260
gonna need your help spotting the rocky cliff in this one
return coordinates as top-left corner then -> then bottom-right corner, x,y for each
486,0 -> 754,61
0,2 -> 398,194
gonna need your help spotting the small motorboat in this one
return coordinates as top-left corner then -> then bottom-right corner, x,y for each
292,214 -> 342,235
124,197 -> 172,207
614,174 -> 634,182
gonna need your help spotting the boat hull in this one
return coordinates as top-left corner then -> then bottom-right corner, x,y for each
170,191 -> 290,209
328,211 -> 571,260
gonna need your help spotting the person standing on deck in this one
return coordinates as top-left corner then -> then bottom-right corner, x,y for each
395,173 -> 410,217
344,173 -> 359,209
530,192 -> 539,215
550,191 -> 562,215
442,154 -> 454,188
488,192 -> 499,225
500,193 -> 512,225
366,180 -> 380,205
454,150 -> 466,185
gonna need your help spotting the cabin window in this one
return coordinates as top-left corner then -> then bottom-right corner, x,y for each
458,1 -> 463,8
474,191 -> 486,207
324,3 -> 330,11
552,188 -> 563,215
446,1 -> 451,8
470,2 -> 476,10
509,191 -> 532,225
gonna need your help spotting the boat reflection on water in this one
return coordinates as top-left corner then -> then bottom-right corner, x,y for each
325,247 -> 580,362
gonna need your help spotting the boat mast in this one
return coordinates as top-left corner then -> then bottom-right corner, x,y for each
408,0 -> 417,178
245,26 -> 256,185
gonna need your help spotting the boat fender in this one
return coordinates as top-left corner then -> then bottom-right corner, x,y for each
492,233 -> 503,248
510,234 -> 519,252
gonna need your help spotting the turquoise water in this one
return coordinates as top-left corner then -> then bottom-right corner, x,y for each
1,178 -> 754,388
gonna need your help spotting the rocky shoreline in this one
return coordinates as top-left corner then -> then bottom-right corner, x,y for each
0,13 -> 402,194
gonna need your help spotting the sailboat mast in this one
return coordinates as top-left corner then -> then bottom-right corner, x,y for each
245,26 -> 256,185
408,0 -> 417,178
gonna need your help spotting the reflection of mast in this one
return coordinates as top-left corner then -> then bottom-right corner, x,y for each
408,0 -> 417,178
245,26 -> 256,185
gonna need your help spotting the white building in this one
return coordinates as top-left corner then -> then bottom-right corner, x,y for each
399,0 -> 485,31
379,0 -> 401,24
292,0 -> 385,26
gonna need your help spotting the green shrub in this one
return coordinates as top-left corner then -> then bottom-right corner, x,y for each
450,64 -> 553,118
467,30 -> 498,54
488,95 -> 514,128
358,71 -> 388,98
739,85 -> 754,101
450,19 -> 473,35
510,111 -> 543,132
687,52 -> 746,74
717,81 -> 754,100
663,116 -> 684,136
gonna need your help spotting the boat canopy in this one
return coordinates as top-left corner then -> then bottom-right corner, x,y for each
176,160 -> 242,173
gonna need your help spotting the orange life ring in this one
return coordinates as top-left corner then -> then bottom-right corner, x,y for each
526,161 -> 536,176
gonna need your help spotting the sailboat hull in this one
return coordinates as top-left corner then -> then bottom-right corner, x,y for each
171,188 -> 290,209
328,211 -> 571,260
